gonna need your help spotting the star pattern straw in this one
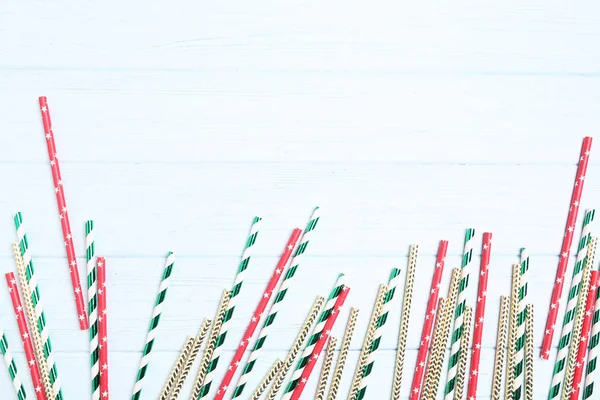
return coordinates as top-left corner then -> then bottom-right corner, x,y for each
38,96 -> 88,330
97,257 -> 109,399
543,136 -> 593,358
213,228 -> 302,400
0,327 -> 27,400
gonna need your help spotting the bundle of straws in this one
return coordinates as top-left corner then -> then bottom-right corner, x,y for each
2,99 -> 600,400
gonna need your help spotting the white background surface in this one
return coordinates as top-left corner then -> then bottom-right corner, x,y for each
1,1 -> 600,399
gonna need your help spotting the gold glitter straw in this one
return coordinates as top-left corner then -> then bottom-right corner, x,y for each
562,237 -> 597,400
422,298 -> 449,400
12,242 -> 53,400
315,337 -> 338,400
347,284 -> 388,400
249,359 -> 283,400
524,304 -> 534,400
189,290 -> 231,400
171,319 -> 212,400
454,306 -> 473,400
327,307 -> 359,400
391,244 -> 418,400
159,336 -> 194,400
506,264 -> 521,400
491,296 -> 510,400
266,296 -> 325,400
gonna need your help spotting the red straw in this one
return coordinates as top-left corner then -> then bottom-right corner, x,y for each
97,257 -> 109,399
290,286 -> 350,400
409,239 -> 448,400
467,232 -> 492,399
5,272 -> 47,400
570,270 -> 599,400
542,136 -> 593,358
38,96 -> 88,330
214,228 -> 303,400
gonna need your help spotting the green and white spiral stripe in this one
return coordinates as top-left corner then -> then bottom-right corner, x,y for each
549,209 -> 595,399
231,207 -> 320,399
86,221 -> 100,400
0,328 -> 27,400
583,277 -> 600,399
513,248 -> 529,400
15,212 -> 63,400
199,216 -> 261,399
281,273 -> 345,400
355,268 -> 400,400
444,228 -> 475,400
132,252 -> 175,400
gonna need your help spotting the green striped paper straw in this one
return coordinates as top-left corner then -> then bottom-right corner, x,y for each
549,209 -> 595,399
15,212 -> 63,400
513,248 -> 530,400
231,207 -> 320,399
198,216 -> 261,399
444,228 -> 476,400
0,328 -> 27,400
281,273 -> 346,400
131,252 -> 175,400
356,268 -> 401,400
86,221 -> 100,400
583,270 -> 600,399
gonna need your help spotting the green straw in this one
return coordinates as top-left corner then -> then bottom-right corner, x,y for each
0,328 -> 27,400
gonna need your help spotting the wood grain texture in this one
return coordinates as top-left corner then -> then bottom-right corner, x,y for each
1,1 -> 600,399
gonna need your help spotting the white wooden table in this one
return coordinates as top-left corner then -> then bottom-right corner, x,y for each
1,1 -> 600,399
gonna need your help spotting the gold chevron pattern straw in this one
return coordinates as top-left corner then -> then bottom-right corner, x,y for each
159,336 -> 194,400
327,307 -> 359,400
454,306 -> 473,400
505,264 -> 521,400
524,304 -> 534,400
422,298 -> 449,400
249,359 -> 283,400
315,337 -> 338,400
492,296 -> 510,400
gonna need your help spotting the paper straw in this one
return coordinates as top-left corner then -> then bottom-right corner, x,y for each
0,328 -> 27,400
171,319 -> 211,400
202,217 -> 261,397
569,271 -> 599,400
249,359 -> 283,400
347,284 -> 388,400
409,239 -> 448,400
232,208 -> 320,399
543,137 -> 593,357
392,244 -> 418,400
316,337 -> 338,400
524,304 -> 534,400
38,96 -> 88,330
506,264 -> 521,400
513,248 -> 529,400
583,267 -> 600,399
356,268 -> 401,400
454,306 -> 473,400
283,275 -> 347,400
5,272 -> 47,400
289,287 -> 350,400
549,209 -> 595,398
562,237 -> 597,400
85,221 -> 100,400
266,296 -> 325,400
97,257 -> 109,399
467,232 -> 492,399
421,298 -> 449,400
159,337 -> 194,400
491,296 -> 510,400
14,213 -> 63,400
12,243 -> 53,400
444,228 -> 476,400
189,290 -> 231,400
327,307 -> 359,400
213,228 -> 302,400
131,252 -> 175,400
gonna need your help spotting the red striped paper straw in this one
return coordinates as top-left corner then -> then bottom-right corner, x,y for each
214,228 -> 302,400
409,239 -> 448,400
570,270 -> 599,400
467,232 -> 492,398
289,286 -> 350,400
542,136 -> 593,358
5,272 -> 47,400
38,96 -> 88,330
97,257 -> 109,399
